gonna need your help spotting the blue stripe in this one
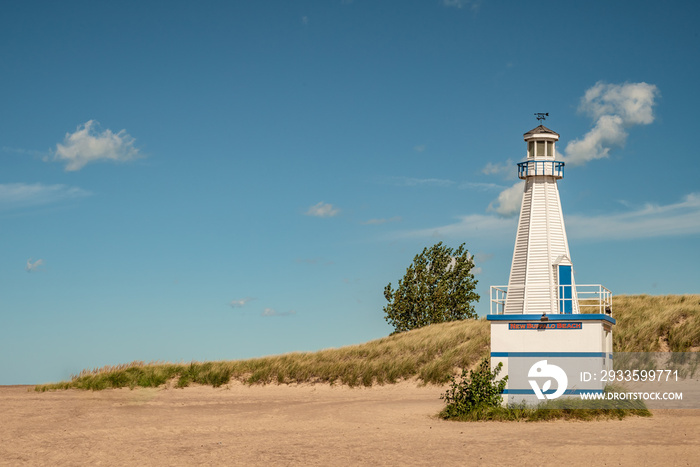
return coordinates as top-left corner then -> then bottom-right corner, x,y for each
487,314 -> 616,324
491,352 -> 607,358
503,389 -> 604,395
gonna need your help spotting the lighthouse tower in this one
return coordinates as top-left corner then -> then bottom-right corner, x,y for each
487,120 -> 615,405
503,124 -> 577,315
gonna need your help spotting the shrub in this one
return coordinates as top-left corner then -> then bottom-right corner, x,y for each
440,358 -> 507,419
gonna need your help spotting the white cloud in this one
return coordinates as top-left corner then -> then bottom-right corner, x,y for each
579,81 -> 658,125
0,183 -> 90,210
486,81 -> 659,216
391,177 -> 455,187
459,182 -> 508,192
305,202 -> 340,218
398,193 -> 700,242
26,258 -> 44,272
487,181 -> 524,217
2,147 -> 50,158
362,216 -> 402,225
390,177 -> 504,192
567,193 -> 700,240
398,213 -> 516,240
474,252 -> 492,261
262,308 -> 296,317
230,297 -> 255,308
561,82 -> 659,166
482,159 -> 514,177
54,120 -> 141,171
561,115 -> 626,164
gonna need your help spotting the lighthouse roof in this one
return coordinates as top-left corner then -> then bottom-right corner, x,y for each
524,125 -> 559,138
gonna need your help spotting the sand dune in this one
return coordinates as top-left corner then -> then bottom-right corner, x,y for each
2,383 -> 698,466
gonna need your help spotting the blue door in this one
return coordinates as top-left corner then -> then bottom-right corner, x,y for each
558,265 -> 573,314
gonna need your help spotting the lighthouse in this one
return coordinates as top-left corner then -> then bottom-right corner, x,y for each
487,119 -> 615,405
503,124 -> 576,315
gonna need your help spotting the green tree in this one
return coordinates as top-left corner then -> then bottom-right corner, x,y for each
383,242 -> 479,333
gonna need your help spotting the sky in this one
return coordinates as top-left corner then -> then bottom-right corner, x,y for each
1,0 -> 699,385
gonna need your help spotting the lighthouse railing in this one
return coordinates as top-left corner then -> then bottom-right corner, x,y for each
517,160 -> 564,179
489,284 -> 612,315
576,284 -> 613,315
490,285 -> 508,315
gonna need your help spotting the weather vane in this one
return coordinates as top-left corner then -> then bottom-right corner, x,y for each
535,112 -> 549,122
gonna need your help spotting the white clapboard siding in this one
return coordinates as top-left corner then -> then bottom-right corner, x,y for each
503,179 -> 530,314
504,168 -> 578,314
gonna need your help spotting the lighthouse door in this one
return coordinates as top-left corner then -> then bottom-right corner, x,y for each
558,265 -> 573,314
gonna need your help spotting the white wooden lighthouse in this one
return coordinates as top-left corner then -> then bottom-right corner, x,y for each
504,124 -> 576,315
487,120 -> 615,404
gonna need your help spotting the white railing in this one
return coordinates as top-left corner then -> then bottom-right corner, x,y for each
575,284 -> 613,315
489,284 -> 612,315
490,285 -> 508,315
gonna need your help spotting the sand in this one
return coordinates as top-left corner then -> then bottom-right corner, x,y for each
1,382 -> 698,466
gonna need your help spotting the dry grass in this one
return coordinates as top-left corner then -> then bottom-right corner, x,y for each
605,295 -> 700,352
35,295 -> 700,392
36,318 -> 491,391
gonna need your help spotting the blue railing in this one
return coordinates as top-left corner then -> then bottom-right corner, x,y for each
517,160 -> 564,179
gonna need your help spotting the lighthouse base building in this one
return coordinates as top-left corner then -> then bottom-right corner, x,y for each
488,124 -> 614,405
488,314 -> 614,404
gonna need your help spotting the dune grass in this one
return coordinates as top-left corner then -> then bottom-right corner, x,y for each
601,294 -> 700,352
35,318 -> 490,391
34,294 -> 700,392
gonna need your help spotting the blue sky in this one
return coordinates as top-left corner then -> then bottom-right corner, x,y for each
2,0 -> 699,385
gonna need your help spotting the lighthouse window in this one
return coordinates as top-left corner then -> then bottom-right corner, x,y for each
536,141 -> 545,157
558,265 -> 573,314
547,141 -> 554,158
528,141 -> 534,158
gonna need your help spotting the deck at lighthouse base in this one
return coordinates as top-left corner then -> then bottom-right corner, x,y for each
490,284 -> 613,315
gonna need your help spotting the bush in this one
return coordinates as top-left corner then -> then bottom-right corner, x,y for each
439,361 -> 651,422
440,358 -> 507,419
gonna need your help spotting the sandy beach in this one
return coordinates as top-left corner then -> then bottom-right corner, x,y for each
1,382 -> 698,466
